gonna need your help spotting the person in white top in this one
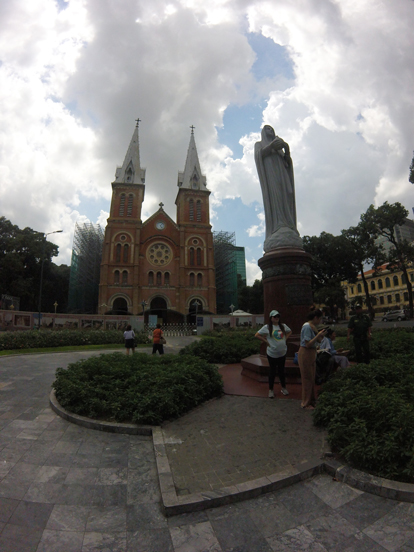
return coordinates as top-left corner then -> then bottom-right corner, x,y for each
255,310 -> 292,398
123,325 -> 135,355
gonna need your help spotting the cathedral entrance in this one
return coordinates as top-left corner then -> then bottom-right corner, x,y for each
149,297 -> 185,324
112,297 -> 129,315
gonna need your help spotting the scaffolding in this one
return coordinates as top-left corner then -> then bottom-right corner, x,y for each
213,231 -> 240,314
68,222 -> 104,314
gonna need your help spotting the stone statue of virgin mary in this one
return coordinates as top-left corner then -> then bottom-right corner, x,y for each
254,125 -> 302,252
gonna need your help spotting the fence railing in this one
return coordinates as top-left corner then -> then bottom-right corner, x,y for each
144,323 -> 196,337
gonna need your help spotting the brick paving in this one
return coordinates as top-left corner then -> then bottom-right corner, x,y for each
0,341 -> 414,551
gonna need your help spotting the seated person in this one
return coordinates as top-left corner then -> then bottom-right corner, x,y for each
319,328 -> 350,369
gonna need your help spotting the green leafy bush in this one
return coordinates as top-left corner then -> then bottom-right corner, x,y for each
334,327 -> 413,362
179,330 -> 260,363
0,329 -> 151,351
53,353 -> 223,425
314,354 -> 414,482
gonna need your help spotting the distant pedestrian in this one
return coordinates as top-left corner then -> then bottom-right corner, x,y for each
255,310 -> 292,398
347,304 -> 372,364
123,325 -> 135,355
152,324 -> 165,355
298,309 -> 327,410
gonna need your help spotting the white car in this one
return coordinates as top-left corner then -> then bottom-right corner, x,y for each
382,310 -> 407,322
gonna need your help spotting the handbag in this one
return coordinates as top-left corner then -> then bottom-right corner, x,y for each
159,336 -> 166,345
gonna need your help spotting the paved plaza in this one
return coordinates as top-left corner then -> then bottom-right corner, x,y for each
0,341 -> 414,551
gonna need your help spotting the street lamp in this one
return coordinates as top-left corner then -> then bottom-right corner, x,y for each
230,304 -> 235,315
37,230 -> 62,329
141,300 -> 147,321
194,300 -> 201,319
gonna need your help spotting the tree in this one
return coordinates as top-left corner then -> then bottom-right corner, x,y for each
341,221 -> 385,319
0,217 -> 61,311
303,232 -> 359,315
238,279 -> 263,314
409,151 -> 414,184
361,202 -> 414,318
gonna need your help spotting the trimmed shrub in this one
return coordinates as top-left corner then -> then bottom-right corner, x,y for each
53,353 -> 223,425
0,329 -> 151,351
179,330 -> 260,364
314,354 -> 414,482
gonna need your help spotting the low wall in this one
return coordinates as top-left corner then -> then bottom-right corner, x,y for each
0,309 -> 140,332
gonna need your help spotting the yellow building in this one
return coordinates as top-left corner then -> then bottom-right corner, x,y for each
343,263 -> 414,313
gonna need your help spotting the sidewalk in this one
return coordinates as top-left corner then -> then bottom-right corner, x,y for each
1,343 -> 414,551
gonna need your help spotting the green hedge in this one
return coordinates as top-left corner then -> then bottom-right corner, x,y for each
0,329 -> 151,351
335,327 -> 414,362
179,330 -> 260,363
53,353 -> 223,425
314,330 -> 414,482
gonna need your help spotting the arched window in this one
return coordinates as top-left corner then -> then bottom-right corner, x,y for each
387,295 -> 392,304
378,279 -> 383,289
119,194 -> 125,216
189,199 -> 194,221
115,244 -> 121,262
350,286 -> 354,295
197,273 -> 202,287
395,293 -> 400,303
404,291 -> 409,301
114,270 -> 120,284
385,277 -> 391,288
393,275 -> 399,287
164,272 -> 170,285
357,283 -> 362,293
148,271 -> 154,285
122,270 -> 128,284
196,200 -> 201,221
370,281 -> 376,291
189,273 -> 195,286
123,244 -> 129,263
156,271 -> 162,285
380,296 -> 384,305
189,247 -> 195,265
196,247 -> 202,266
402,273 -> 407,284
127,194 -> 133,216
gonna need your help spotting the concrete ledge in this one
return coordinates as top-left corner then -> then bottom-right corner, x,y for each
49,389 -> 153,436
50,391 -> 414,515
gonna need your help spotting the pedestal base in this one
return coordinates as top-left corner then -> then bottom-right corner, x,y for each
258,247 -> 313,335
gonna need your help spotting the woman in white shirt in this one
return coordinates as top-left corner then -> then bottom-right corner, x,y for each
255,310 -> 292,398
123,325 -> 135,355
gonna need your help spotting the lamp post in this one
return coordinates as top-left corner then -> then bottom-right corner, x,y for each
194,300 -> 201,319
37,230 -> 62,329
230,304 -> 235,315
53,301 -> 58,314
141,300 -> 147,322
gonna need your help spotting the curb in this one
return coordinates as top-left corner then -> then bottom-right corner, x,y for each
50,391 -> 414,515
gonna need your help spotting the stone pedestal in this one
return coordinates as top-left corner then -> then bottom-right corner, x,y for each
240,247 -> 313,381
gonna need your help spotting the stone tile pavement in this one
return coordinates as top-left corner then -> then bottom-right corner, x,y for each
0,345 -> 414,551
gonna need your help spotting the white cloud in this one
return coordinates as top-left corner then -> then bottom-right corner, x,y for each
245,258 -> 262,285
0,0 -> 413,272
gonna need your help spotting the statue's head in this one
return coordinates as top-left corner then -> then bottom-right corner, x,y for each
262,125 -> 275,141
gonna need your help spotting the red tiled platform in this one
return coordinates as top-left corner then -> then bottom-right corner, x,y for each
219,363 -> 311,400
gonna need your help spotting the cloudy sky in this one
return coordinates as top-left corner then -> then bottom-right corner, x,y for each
1,0 -> 413,284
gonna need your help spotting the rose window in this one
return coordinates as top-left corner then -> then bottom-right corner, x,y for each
146,243 -> 172,266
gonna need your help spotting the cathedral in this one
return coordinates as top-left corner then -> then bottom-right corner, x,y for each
98,123 -> 216,322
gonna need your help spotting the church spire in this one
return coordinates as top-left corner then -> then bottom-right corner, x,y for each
115,120 -> 146,185
177,127 -> 207,190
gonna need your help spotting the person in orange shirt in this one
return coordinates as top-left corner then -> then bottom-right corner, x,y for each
152,324 -> 165,355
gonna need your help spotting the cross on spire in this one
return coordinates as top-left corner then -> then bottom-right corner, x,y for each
135,118 -> 141,128
190,125 -> 195,135
159,202 -> 164,209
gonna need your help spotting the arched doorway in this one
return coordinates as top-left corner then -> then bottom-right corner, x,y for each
150,297 -> 168,324
112,297 -> 129,315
